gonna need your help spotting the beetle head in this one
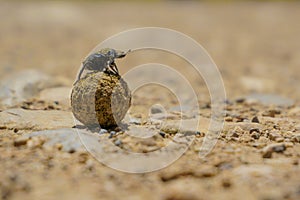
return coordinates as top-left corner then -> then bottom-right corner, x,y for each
114,49 -> 131,58
100,48 -> 130,59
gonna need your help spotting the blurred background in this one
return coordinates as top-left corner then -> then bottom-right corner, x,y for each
0,0 -> 299,101
0,1 -> 300,199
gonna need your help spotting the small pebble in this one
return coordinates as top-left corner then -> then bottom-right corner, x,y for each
13,137 -> 28,147
0,125 -> 7,129
269,131 -> 281,141
109,131 -> 117,138
275,137 -> 284,142
251,116 -> 260,123
230,132 -> 240,138
251,131 -> 260,140
222,178 -> 232,188
249,128 -> 260,134
68,148 -> 76,154
262,143 -> 286,158
235,97 -> 245,103
55,143 -> 63,150
159,131 -> 166,138
99,129 -> 108,135
292,159 -> 298,165
114,139 -> 122,146
229,126 -> 243,138
110,131 -> 116,135
262,110 -> 276,117
225,116 -> 233,122
195,131 -> 202,136
78,152 -> 89,164
150,104 -> 164,114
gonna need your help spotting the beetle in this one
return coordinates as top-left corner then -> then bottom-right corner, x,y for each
75,48 -> 130,83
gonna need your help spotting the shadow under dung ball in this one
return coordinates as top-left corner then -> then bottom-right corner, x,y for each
71,72 -> 131,128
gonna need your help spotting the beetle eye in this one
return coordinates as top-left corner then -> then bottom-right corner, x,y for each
107,49 -> 116,57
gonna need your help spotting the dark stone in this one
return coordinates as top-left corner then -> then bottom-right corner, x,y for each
251,116 -> 260,123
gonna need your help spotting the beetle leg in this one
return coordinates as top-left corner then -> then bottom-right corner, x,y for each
74,64 -> 87,85
109,62 -> 119,75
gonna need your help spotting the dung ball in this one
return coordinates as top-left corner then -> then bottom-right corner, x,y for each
71,72 -> 131,128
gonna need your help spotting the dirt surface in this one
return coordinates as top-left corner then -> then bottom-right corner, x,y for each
0,1 -> 300,200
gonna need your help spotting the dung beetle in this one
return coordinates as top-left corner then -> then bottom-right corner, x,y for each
75,48 -> 130,83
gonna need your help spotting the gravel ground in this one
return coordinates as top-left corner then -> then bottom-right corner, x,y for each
0,1 -> 300,200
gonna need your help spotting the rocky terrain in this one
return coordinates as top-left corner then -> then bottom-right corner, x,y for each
0,1 -> 300,200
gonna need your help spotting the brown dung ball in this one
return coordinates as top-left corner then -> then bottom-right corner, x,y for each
71,72 -> 131,128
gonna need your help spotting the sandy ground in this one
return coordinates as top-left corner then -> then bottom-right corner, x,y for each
0,1 -> 300,200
